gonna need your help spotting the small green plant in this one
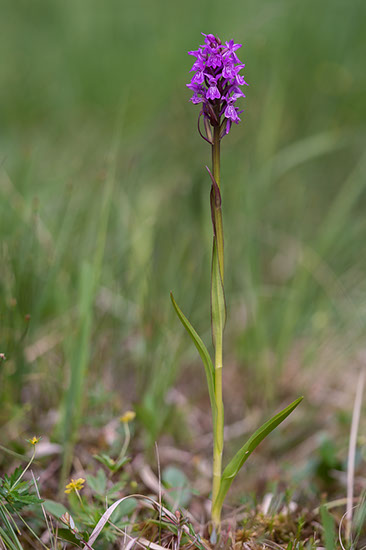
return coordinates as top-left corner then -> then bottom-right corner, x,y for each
0,438 -> 44,549
44,459 -> 139,547
94,410 -> 136,474
57,473 -> 138,546
171,33 -> 302,535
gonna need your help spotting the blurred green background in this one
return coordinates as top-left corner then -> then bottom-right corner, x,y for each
1,0 -> 366,476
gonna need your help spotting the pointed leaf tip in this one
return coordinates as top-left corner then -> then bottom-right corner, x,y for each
206,166 -> 221,207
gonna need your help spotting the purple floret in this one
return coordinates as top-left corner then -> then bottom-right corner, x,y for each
187,32 -> 248,139
224,104 -> 241,123
207,86 -> 220,100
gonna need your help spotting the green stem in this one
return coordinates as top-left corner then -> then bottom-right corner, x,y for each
212,126 -> 221,190
11,446 -> 36,491
211,123 -> 224,531
118,422 -> 131,462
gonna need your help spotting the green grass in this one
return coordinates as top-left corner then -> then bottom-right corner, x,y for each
1,0 -> 366,460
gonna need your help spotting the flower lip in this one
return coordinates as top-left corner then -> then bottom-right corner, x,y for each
224,104 -> 240,122
206,85 -> 221,100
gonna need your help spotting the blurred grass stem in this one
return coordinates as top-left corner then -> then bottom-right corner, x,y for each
346,367 -> 365,540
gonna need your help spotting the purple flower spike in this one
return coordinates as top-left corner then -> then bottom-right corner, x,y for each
187,33 -> 247,140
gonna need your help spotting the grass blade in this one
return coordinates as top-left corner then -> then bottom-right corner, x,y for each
320,505 -> 336,550
0,506 -> 23,550
213,396 -> 303,514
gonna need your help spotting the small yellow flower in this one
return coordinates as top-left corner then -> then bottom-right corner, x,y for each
120,410 -> 136,424
28,436 -> 41,446
65,478 -> 85,494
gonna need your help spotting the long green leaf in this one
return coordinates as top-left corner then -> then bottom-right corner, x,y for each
0,507 -> 23,550
170,292 -> 216,428
213,396 -> 303,514
320,505 -> 336,550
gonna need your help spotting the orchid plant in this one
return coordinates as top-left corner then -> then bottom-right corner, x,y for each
171,33 -> 302,535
